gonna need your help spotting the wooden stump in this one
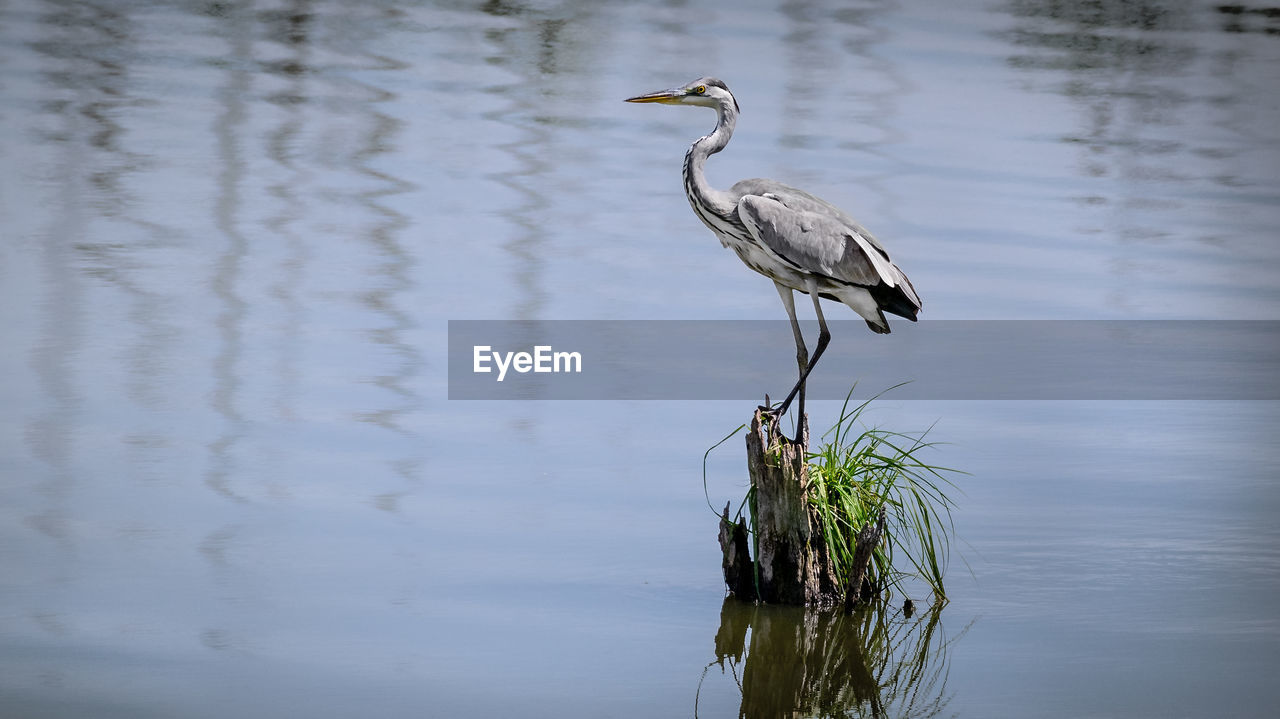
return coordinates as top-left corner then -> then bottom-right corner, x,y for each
717,408 -> 884,607
844,509 -> 886,610
718,502 -> 754,599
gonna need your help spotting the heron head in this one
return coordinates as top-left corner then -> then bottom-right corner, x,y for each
626,76 -> 739,113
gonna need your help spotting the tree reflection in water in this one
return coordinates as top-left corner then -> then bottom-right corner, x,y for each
698,598 -> 968,719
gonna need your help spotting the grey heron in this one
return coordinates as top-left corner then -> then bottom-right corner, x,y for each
626,77 -> 921,439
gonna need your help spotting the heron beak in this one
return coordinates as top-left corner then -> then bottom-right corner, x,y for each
625,89 -> 683,104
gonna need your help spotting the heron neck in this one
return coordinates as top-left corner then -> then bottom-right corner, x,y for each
683,104 -> 738,217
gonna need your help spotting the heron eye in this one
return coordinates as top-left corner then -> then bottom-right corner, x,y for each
695,85 -> 706,95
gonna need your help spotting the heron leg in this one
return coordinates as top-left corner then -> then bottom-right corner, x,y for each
769,282 -> 808,437
775,282 -> 832,428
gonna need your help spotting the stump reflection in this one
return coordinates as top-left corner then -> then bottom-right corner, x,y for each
702,598 -> 962,719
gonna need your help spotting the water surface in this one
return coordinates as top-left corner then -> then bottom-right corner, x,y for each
2,1 -> 1278,717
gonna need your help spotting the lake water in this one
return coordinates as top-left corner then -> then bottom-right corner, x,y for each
2,0 -> 1279,717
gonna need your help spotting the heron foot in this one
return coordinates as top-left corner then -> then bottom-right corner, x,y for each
757,400 -> 796,443
757,395 -> 784,427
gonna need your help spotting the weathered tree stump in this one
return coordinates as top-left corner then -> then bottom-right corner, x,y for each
718,503 -> 754,599
844,510 -> 886,610
717,408 -> 884,607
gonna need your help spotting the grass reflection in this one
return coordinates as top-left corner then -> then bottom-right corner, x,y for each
699,598 -> 967,719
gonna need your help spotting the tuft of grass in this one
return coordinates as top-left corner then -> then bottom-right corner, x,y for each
807,386 -> 963,602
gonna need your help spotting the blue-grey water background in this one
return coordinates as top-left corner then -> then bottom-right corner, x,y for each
2,0 -> 1279,716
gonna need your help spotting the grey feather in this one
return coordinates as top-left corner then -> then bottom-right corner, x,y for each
738,193 -> 883,287
730,178 -> 889,257
734,182 -> 921,316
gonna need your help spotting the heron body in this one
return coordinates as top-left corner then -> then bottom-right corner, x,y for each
627,76 -> 921,433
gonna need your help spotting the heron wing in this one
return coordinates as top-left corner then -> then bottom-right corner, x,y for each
736,190 -> 896,289
731,178 -> 891,257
